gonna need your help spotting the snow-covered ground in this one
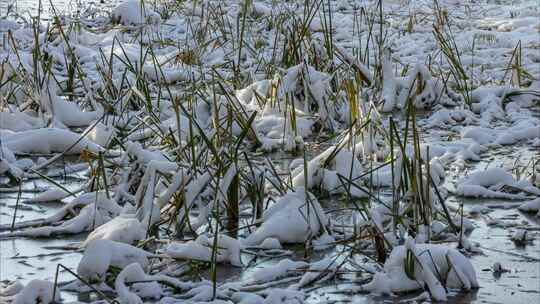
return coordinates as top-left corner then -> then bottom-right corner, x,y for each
1,0 -> 539,303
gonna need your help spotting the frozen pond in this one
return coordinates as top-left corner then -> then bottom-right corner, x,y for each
2,135 -> 539,304
1,0 -> 540,304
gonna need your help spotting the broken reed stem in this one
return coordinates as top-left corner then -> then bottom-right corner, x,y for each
10,181 -> 22,232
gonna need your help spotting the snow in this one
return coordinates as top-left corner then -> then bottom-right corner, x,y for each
249,259 -> 308,284
112,1 -> 162,25
131,281 -> 162,300
260,289 -> 305,304
232,292 -> 264,304
1,0 -> 539,302
463,122 -> 540,146
115,263 -> 149,304
360,240 -> 479,301
510,229 -> 534,243
2,128 -> 103,155
518,198 -> 540,213
12,280 -> 60,304
84,122 -> 117,147
312,232 -> 336,251
0,111 -> 44,131
166,234 -> 243,266
456,168 -> 540,199
295,256 -> 339,289
41,94 -> 103,127
182,284 -> 228,302
77,239 -> 152,282
1,191 -> 122,238
243,189 -> 329,246
82,215 -> 146,246
427,108 -> 477,128
0,281 -> 24,297
114,263 -> 197,303
22,188 -> 70,203
258,237 -> 282,250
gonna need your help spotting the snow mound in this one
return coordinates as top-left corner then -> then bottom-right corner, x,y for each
1,192 -> 121,238
82,215 -> 146,247
243,189 -> 329,246
112,1 -> 161,25
519,198 -> 540,215
166,234 -> 243,266
115,263 -> 148,304
0,111 -> 44,131
456,168 -> 540,199
462,120 -> 540,146
360,240 -> 478,301
3,128 -> 103,155
13,280 -> 60,304
77,239 -> 152,282
250,259 -> 308,283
